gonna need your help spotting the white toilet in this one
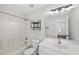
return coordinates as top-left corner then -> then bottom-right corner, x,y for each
24,39 -> 40,55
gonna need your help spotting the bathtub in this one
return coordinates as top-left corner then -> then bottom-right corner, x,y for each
0,45 -> 30,55
0,39 -> 31,55
39,37 -> 79,55
7,46 -> 27,55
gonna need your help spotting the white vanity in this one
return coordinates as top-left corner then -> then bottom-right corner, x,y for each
39,38 -> 79,55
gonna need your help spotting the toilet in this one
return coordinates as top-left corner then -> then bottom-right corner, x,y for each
24,39 -> 40,55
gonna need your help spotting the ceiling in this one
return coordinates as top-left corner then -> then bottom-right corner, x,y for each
0,4 -> 78,17
0,4 -> 46,15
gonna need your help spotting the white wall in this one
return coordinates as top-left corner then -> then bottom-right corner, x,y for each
69,6 -> 79,41
0,12 -> 27,54
45,13 -> 68,38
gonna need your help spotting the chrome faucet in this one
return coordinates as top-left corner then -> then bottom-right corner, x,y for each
58,38 -> 62,44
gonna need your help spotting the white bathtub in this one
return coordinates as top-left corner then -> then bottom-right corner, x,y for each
0,39 -> 31,55
39,37 -> 79,55
7,46 -> 27,55
0,45 -> 30,55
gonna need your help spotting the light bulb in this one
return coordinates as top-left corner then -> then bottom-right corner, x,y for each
66,6 -> 72,11
47,11 -> 54,15
51,11 -> 54,15
69,6 -> 73,9
61,8 -> 65,13
55,10 -> 58,13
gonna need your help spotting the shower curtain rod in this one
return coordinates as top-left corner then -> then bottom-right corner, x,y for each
0,11 -> 31,21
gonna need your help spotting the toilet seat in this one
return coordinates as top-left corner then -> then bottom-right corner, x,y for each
24,48 -> 36,55
24,39 -> 40,55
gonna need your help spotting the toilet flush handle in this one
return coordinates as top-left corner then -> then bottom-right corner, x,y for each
25,37 -> 27,40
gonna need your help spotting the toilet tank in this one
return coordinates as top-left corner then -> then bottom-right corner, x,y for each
32,39 -> 40,48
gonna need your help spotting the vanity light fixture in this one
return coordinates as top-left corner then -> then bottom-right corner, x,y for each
50,4 -> 72,14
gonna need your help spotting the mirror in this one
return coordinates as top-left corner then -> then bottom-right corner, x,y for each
31,20 -> 41,31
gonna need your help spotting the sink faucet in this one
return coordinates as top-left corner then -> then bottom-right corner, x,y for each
58,38 -> 62,44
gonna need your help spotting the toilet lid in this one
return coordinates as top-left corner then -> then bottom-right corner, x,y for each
24,48 -> 35,55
